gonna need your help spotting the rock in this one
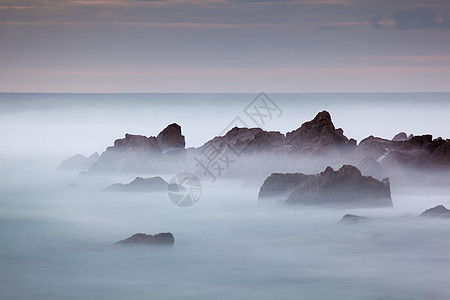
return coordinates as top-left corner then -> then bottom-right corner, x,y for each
104,176 -> 168,192
349,134 -> 450,176
392,132 -> 409,141
89,133 -> 163,172
420,205 -> 450,218
258,165 -> 393,208
116,232 -> 174,246
258,173 -> 312,201
57,152 -> 99,170
156,123 -> 186,153
284,111 -> 356,156
339,214 -> 369,223
198,127 -> 285,156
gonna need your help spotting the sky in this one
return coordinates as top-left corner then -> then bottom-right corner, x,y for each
1,0 -> 450,93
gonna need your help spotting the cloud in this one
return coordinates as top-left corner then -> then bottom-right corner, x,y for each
372,7 -> 450,30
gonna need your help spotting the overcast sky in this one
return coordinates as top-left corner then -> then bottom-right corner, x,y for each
1,0 -> 450,92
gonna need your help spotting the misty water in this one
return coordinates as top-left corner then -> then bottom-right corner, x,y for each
1,93 -> 450,299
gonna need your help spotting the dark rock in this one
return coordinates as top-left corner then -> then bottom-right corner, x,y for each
57,153 -> 99,170
285,111 -> 356,156
198,127 -> 285,156
420,205 -> 450,218
156,123 -> 186,153
90,133 -> 163,172
258,165 -> 392,208
392,132 -> 409,141
349,133 -> 450,176
116,232 -> 174,246
104,176 -> 168,192
339,214 -> 369,223
258,173 -> 313,201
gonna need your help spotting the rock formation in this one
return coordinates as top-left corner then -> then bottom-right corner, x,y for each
57,153 -> 99,170
156,123 -> 186,154
104,176 -> 168,192
116,232 -> 174,246
258,165 -> 392,208
338,214 -> 369,223
420,205 -> 450,218
284,110 -> 357,156
88,123 -> 186,173
62,110 -> 450,179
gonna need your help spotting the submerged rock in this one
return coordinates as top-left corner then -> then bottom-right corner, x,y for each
116,233 -> 174,246
258,165 -> 392,208
338,214 -> 369,223
420,205 -> 450,218
104,176 -> 168,192
57,153 -> 99,170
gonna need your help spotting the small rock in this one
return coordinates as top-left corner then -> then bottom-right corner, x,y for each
116,233 -> 174,246
420,205 -> 450,218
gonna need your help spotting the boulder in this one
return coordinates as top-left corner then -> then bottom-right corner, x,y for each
258,165 -> 392,208
116,233 -> 174,246
420,205 -> 450,218
258,173 -> 312,201
285,111 -> 356,156
156,123 -> 186,153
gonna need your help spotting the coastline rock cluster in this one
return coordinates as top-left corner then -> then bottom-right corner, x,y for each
258,165 -> 392,208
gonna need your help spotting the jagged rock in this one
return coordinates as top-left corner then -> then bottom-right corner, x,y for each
382,135 -> 448,169
89,133 -> 163,172
349,134 -> 450,177
258,173 -> 312,201
258,165 -> 392,208
392,132 -> 409,141
57,153 -> 99,170
84,111 -> 450,177
198,127 -> 285,156
420,205 -> 450,218
156,123 -> 186,153
285,111 -> 356,156
104,176 -> 168,192
116,233 -> 174,246
339,214 -> 369,223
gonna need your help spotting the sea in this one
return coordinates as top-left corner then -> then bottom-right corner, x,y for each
1,93 -> 450,299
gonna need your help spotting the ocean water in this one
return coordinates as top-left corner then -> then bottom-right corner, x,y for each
1,93 -> 450,299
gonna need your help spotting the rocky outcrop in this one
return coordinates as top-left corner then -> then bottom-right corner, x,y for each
104,176 -> 168,192
79,111 -> 450,177
420,205 -> 450,218
89,123 -> 185,173
258,173 -> 312,201
116,233 -> 174,246
156,123 -> 186,154
284,111 -> 356,156
57,153 -> 99,170
338,214 -> 369,223
348,134 -> 450,177
258,165 -> 392,208
392,132 -> 411,141
198,127 -> 285,156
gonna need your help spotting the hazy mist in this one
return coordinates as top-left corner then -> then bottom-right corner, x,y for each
1,93 -> 450,299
